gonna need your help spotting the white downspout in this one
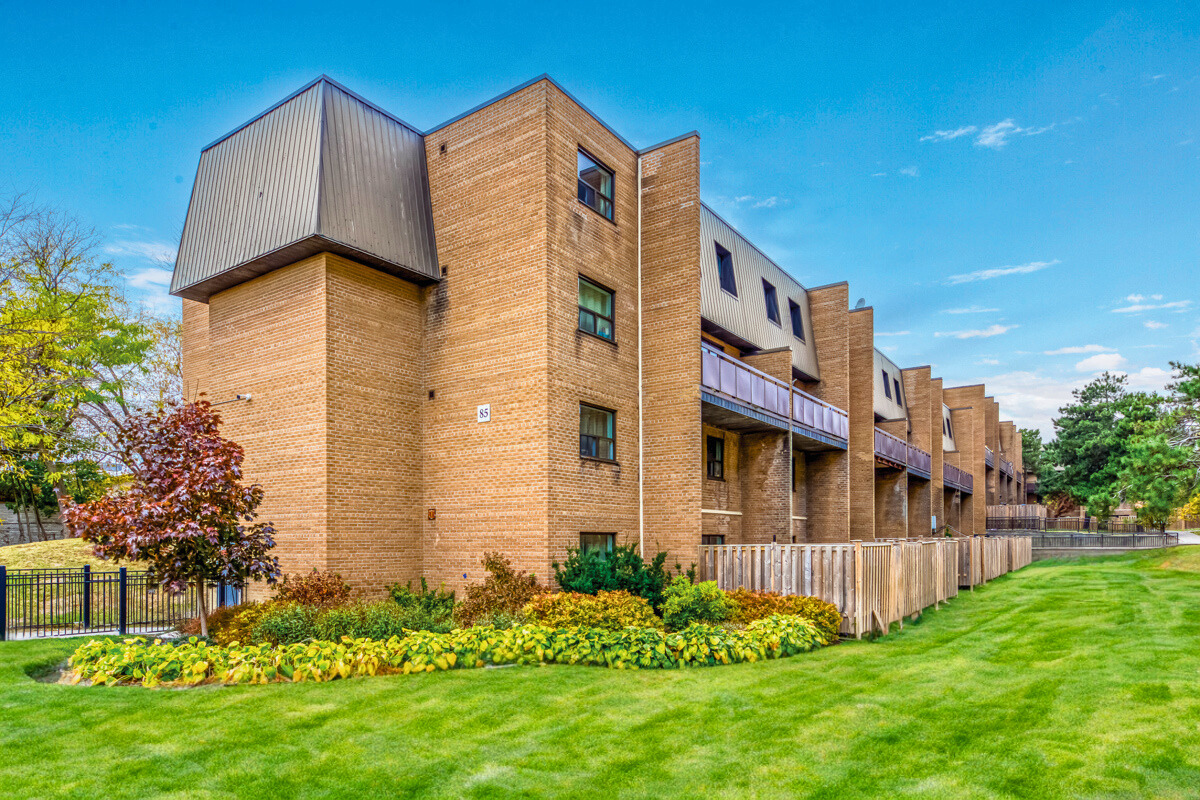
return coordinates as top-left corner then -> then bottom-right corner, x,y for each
637,153 -> 644,556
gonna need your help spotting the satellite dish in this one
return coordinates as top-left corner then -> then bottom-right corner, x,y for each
854,297 -> 866,309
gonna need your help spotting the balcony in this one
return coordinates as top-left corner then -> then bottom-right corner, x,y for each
944,463 -> 973,494
984,447 -> 994,469
700,344 -> 848,448
1000,458 -> 1013,477
874,427 -> 933,478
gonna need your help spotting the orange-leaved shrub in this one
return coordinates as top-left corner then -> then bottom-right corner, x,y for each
273,570 -> 353,609
726,589 -> 842,643
454,553 -> 545,628
524,590 -> 662,630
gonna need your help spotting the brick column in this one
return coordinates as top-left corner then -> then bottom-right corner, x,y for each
849,307 -> 876,541
903,367 -> 934,538
944,384 -> 988,537
805,284 -> 851,542
739,432 -> 791,543
874,468 -> 908,539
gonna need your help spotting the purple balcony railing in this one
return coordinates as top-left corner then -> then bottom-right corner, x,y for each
943,463 -> 973,493
701,344 -> 849,443
874,427 -> 908,466
984,447 -> 995,468
907,443 -> 932,474
1000,458 -> 1013,477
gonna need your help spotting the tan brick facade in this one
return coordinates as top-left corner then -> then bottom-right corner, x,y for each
177,76 -> 1028,593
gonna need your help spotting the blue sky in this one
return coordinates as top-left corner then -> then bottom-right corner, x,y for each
2,0 -> 1197,435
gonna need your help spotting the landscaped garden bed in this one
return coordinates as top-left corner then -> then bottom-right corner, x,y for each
66,548 -> 843,688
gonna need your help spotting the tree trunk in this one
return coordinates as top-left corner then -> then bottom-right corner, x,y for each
196,578 -> 208,638
31,502 -> 49,541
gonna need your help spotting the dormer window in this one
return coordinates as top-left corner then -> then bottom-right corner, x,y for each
762,279 -> 780,326
882,370 -> 892,399
788,299 -> 805,341
716,243 -> 737,296
893,378 -> 903,407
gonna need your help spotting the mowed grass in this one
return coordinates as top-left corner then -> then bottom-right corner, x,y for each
3,550 -> 1200,799
0,538 -> 108,570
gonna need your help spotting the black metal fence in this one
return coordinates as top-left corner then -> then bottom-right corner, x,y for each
0,565 -> 240,641
986,516 -> 1165,534
986,530 -> 1179,550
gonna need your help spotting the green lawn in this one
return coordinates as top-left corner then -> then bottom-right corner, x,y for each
0,537 -> 109,570
3,550 -> 1200,799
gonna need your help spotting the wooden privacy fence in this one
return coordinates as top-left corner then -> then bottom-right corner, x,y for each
697,537 -> 1032,638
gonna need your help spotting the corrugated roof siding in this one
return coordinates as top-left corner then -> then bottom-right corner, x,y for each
171,78 -> 438,300
698,204 -> 820,380
874,349 -> 907,420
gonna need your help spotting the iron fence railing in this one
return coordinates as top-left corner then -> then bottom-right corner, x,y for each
986,516 -> 1165,534
986,530 -> 1178,549
0,565 -> 239,640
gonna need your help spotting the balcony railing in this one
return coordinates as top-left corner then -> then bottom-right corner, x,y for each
944,463 -> 973,493
907,443 -> 932,475
1000,458 -> 1013,477
700,344 -> 849,443
874,427 -> 908,466
984,447 -> 994,468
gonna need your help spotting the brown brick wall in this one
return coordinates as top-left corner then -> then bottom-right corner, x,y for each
849,308 -> 876,540
738,432 -> 790,544
702,423 -> 742,542
804,284 -> 851,542
902,367 -> 934,537
874,467 -> 908,539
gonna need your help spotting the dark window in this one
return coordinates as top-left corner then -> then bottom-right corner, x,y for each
894,378 -> 903,407
580,404 -> 615,460
763,279 -> 781,325
715,243 -> 737,296
882,370 -> 892,399
706,436 -> 725,480
946,416 -> 954,439
701,534 -> 725,546
788,299 -> 805,341
578,276 -> 614,340
577,150 -> 614,220
580,533 -> 615,556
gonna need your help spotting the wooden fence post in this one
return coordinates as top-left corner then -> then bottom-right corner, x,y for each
853,541 -> 863,639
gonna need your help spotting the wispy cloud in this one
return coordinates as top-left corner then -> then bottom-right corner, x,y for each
1144,320 -> 1168,330
946,259 -> 1058,284
1076,352 -> 1126,372
104,239 -> 177,264
943,305 -> 1000,314
920,126 -> 977,143
871,172 -> 887,178
898,166 -> 920,178
1112,299 -> 1191,314
875,330 -> 911,337
934,324 -> 1017,339
975,119 -> 1055,149
1125,293 -> 1162,303
732,195 -> 787,209
921,120 -> 1055,149
126,267 -> 173,291
1044,344 -> 1114,355
978,358 -> 1000,365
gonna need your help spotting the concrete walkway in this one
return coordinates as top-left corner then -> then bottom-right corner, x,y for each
1175,531 -> 1200,546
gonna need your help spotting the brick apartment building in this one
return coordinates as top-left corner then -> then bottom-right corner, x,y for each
172,75 -> 1027,593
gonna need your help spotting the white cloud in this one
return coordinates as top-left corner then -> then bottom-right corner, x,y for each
920,126 -> 977,143
1076,353 -> 1127,372
1043,344 -> 1114,355
1121,366 -> 1172,392
943,305 -> 1000,314
875,330 -> 910,337
871,172 -> 887,177
934,324 -> 1017,339
978,358 -> 1000,365
731,195 -> 787,209
104,239 -> 177,264
975,119 -> 1055,149
1112,299 -> 1191,313
899,166 -> 920,177
879,345 -> 898,353
1126,293 -> 1163,303
1144,320 -> 1168,330
126,267 -> 173,291
946,259 -> 1058,284
973,370 -> 1080,438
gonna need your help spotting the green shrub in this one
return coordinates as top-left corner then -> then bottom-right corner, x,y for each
389,578 -> 455,623
316,601 -> 453,640
273,570 -> 352,609
68,614 -> 826,687
725,589 -> 842,643
661,577 -> 736,631
524,590 -> 661,630
454,553 -> 545,628
553,545 -> 675,610
250,603 -> 321,645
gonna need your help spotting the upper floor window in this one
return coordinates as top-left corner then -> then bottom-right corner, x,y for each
578,276 -> 614,340
706,435 -> 725,480
715,243 -> 737,296
893,378 -> 903,407
762,279 -> 781,326
882,369 -> 892,399
580,403 -> 615,460
577,150 -> 614,220
946,415 -> 954,439
788,299 -> 805,341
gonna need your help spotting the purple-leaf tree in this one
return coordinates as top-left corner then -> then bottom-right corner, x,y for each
62,399 -> 280,636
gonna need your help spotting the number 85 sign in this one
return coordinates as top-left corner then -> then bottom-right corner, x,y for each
477,404 -> 491,423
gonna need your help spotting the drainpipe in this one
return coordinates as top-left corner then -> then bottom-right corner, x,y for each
637,153 -> 644,556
